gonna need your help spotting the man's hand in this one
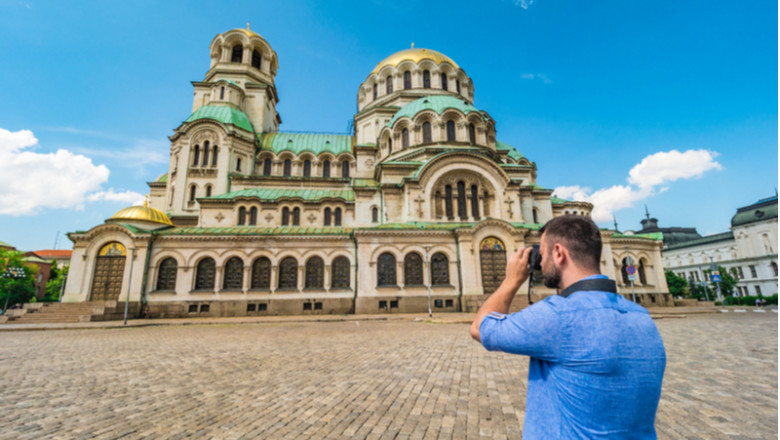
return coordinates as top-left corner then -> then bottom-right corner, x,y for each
470,246 -> 533,342
504,246 -> 533,290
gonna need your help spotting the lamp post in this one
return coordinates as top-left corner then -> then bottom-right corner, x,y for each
424,245 -> 432,318
709,257 -> 724,306
625,246 -> 636,303
123,248 -> 137,325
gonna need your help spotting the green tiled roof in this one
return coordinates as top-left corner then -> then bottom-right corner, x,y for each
185,105 -> 255,133
387,95 -> 482,127
352,179 -> 380,188
158,226 -> 352,236
216,79 -> 240,87
731,196 -> 777,227
155,173 -> 168,183
664,231 -> 733,250
496,140 -> 525,161
612,232 -> 664,241
550,196 -> 569,205
209,188 -> 354,202
259,132 -> 353,156
365,222 -> 473,231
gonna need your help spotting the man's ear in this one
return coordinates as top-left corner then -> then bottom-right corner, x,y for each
552,243 -> 567,266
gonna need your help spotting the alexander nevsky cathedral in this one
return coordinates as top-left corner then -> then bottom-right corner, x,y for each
62,26 -> 670,317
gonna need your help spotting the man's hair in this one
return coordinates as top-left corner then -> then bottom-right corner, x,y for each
539,215 -> 602,272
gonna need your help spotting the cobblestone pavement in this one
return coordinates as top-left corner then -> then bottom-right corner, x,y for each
0,312 -> 775,439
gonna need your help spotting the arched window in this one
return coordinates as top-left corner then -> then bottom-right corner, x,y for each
470,185 -> 479,219
469,123 -> 476,144
373,83 -> 378,100
156,258 -> 177,291
372,207 -> 379,223
282,207 -> 290,226
446,121 -> 456,141
334,208 -> 342,226
403,71 -> 411,89
223,257 -> 244,290
639,260 -> 647,285
283,159 -> 292,177
195,258 -> 215,290
377,253 -> 397,286
189,185 -> 197,202
402,128 -> 409,148
342,160 -> 350,178
211,146 -> 218,166
324,207 -> 331,226
445,185 -> 453,219
431,253 -> 449,285
305,257 -> 324,289
331,256 -> 350,289
621,258 -> 630,285
202,141 -> 210,166
220,87 -> 225,100
422,122 -> 432,143
249,207 -> 257,225
192,145 -> 200,166
231,45 -> 243,63
236,158 -> 242,172
456,79 -> 461,94
303,160 -> 311,177
251,257 -> 271,289
457,181 -> 467,219
251,49 -> 261,69
238,207 -> 247,225
292,207 -> 300,226
423,70 -> 430,88
771,261 -> 778,276
205,185 -> 212,197
388,137 -> 392,153
278,257 -> 298,289
441,73 -> 448,91
263,158 -> 272,176
386,75 -> 393,94
532,208 -> 539,224
322,160 -> 331,178
404,253 -> 423,286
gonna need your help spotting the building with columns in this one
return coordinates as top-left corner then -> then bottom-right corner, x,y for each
62,26 -> 670,317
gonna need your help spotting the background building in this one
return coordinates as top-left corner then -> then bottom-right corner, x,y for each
663,195 -> 778,297
62,27 -> 670,317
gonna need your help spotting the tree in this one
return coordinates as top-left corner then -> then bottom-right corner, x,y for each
665,270 -> 688,297
703,266 -> 739,297
0,248 -> 37,310
43,263 -> 69,302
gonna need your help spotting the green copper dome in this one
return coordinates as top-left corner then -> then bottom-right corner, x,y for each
387,95 -> 482,127
184,105 -> 255,133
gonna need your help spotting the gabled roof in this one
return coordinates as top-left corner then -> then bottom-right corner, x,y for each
387,95 -> 482,127
259,132 -> 353,156
208,188 -> 355,202
184,105 -> 255,133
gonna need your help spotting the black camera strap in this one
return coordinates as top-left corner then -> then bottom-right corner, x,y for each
559,278 -> 617,298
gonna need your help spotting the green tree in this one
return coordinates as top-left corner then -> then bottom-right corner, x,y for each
703,266 -> 739,297
43,263 -> 69,302
665,270 -> 688,297
0,248 -> 37,310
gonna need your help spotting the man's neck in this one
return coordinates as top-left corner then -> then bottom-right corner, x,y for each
558,269 -> 601,292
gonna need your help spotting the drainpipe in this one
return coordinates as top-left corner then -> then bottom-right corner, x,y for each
351,232 -> 358,314
453,231 -> 464,312
138,234 -> 157,318
379,189 -> 385,225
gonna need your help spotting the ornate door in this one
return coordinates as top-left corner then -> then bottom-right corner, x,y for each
480,237 -> 506,294
90,242 -> 126,301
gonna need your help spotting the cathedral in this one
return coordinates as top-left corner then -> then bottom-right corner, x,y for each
62,26 -> 670,317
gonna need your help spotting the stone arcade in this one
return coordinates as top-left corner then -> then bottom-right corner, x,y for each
62,26 -> 670,317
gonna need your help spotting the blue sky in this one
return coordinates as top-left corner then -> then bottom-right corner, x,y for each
0,0 -> 776,251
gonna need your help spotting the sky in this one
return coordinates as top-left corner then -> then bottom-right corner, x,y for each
0,0 -> 777,251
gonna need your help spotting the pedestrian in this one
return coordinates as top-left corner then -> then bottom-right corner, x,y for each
756,298 -> 761,308
470,215 -> 666,439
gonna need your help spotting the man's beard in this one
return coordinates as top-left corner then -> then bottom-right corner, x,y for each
542,264 -> 561,289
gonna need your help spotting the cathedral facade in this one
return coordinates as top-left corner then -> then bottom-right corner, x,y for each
62,27 -> 671,317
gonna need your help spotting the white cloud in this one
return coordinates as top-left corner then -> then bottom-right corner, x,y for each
0,127 -> 141,216
628,149 -> 722,188
87,189 -> 145,205
553,149 -> 722,223
521,73 -> 553,84
513,0 -> 535,9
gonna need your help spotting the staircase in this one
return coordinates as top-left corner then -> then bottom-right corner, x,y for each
4,302 -> 114,324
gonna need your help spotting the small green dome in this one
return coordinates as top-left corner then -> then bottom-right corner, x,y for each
387,95 -> 482,127
184,105 -> 255,133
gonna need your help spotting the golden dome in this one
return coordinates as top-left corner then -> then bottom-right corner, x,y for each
108,205 -> 173,227
371,48 -> 459,75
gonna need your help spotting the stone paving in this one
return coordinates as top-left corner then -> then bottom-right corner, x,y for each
0,312 -> 775,439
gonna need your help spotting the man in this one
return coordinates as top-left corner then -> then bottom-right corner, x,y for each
470,215 -> 666,439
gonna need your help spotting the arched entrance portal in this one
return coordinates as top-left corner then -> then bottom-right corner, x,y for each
480,237 -> 506,294
90,242 -> 126,301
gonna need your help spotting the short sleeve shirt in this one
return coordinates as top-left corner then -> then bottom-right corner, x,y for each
480,276 -> 666,439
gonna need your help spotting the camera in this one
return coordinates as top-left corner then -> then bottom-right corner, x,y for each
529,245 -> 542,271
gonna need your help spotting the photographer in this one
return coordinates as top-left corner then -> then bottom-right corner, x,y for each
470,215 -> 666,439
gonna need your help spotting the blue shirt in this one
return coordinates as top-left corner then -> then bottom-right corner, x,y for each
480,275 -> 666,439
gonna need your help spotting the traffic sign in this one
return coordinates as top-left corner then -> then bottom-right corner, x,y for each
711,274 -> 721,282
627,265 -> 636,281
